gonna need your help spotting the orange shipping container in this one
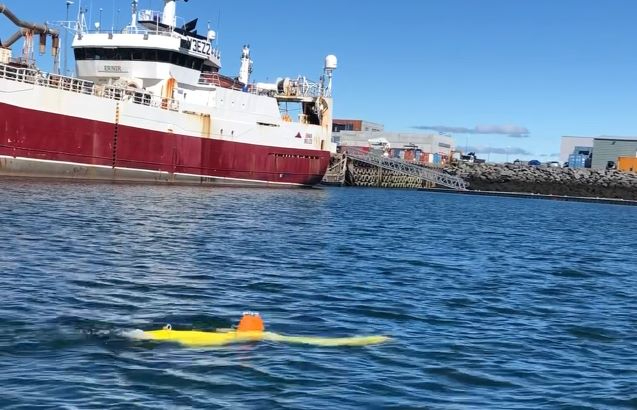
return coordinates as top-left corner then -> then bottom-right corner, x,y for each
618,156 -> 637,172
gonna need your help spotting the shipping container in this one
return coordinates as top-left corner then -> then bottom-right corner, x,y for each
404,150 -> 414,161
568,154 -> 587,169
433,153 -> 441,165
618,156 -> 637,172
420,152 -> 430,164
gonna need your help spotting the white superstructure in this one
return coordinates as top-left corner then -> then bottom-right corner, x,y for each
70,0 -> 336,153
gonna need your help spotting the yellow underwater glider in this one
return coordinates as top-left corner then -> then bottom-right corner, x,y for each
131,312 -> 389,347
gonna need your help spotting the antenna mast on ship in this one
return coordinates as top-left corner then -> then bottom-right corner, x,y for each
238,45 -> 252,85
128,0 -> 138,30
322,55 -> 337,97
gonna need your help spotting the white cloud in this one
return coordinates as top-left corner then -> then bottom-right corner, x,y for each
413,124 -> 530,138
465,145 -> 533,155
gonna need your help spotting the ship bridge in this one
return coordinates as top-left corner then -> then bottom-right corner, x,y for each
73,0 -> 220,93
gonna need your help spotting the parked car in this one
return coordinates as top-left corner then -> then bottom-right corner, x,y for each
547,161 -> 561,168
528,160 -> 541,167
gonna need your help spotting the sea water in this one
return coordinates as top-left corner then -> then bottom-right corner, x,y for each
1,180 -> 635,409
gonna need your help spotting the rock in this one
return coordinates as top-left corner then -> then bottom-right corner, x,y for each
442,162 -> 637,200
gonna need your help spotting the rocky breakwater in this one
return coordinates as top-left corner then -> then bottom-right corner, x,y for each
444,163 -> 637,200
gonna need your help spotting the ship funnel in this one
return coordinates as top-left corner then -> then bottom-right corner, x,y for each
162,0 -> 177,27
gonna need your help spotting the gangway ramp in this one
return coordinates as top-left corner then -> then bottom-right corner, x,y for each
344,148 -> 467,190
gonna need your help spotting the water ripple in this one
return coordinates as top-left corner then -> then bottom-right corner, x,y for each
1,181 -> 636,408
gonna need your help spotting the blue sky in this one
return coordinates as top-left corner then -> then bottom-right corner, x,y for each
3,0 -> 636,161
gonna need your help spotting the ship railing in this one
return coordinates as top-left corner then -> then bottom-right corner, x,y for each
198,72 -> 254,93
208,76 -> 325,99
99,85 -> 180,111
0,62 -> 180,111
137,10 -> 186,32
120,25 -> 179,38
272,76 -> 323,99
0,62 -> 37,84
138,9 -> 162,24
298,77 -> 322,98
197,72 -> 326,99
0,63 -> 95,94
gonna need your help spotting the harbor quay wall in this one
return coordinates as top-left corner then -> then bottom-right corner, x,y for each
444,163 -> 637,200
324,155 -> 435,188
344,159 -> 435,189
325,155 -> 637,200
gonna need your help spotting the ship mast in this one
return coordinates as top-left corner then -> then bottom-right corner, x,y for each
238,45 -> 252,85
322,55 -> 337,97
129,0 -> 138,30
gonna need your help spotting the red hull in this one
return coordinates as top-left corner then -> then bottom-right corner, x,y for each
0,102 -> 330,186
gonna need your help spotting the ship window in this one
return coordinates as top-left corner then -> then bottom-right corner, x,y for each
157,50 -> 169,63
145,50 -> 157,61
103,49 -> 116,60
74,47 -> 206,71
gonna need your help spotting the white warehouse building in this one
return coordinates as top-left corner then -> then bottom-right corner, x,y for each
332,119 -> 455,158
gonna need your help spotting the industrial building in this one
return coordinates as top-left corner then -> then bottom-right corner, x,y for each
591,137 -> 637,169
332,119 -> 456,163
561,136 -> 637,169
560,136 -> 594,164
332,119 -> 384,133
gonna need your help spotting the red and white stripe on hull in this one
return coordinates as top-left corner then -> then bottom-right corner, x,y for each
0,102 -> 330,187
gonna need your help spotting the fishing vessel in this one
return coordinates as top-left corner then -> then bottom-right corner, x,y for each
0,1 -> 337,187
